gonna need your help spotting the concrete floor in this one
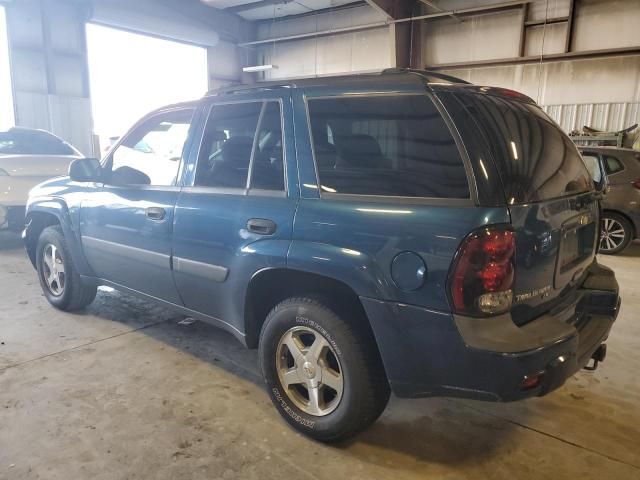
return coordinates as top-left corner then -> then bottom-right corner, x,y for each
1,231 -> 639,480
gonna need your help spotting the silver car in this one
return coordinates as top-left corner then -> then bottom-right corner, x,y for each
580,146 -> 640,254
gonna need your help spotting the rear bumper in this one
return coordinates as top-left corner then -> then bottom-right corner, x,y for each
362,261 -> 620,401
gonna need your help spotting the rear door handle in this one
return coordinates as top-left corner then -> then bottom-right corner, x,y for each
247,218 -> 276,235
146,207 -> 166,221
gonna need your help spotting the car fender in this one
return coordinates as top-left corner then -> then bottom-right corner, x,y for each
286,240 -> 393,300
25,197 -> 93,276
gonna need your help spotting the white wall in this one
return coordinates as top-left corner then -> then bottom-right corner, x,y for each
443,56 -> 640,132
5,0 -> 94,154
573,0 -> 640,51
255,5 -> 393,80
422,0 -> 640,131
0,5 -> 14,130
443,56 -> 640,106
423,9 -> 523,65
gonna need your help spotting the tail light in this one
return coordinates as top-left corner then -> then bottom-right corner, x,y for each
448,226 -> 515,316
633,178 -> 640,190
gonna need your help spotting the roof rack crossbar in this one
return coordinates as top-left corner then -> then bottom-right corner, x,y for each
382,68 -> 471,85
206,82 -> 295,96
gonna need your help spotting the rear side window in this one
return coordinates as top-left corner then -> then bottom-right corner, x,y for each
603,155 -> 624,175
449,93 -> 592,203
307,95 -> 469,198
196,101 -> 285,191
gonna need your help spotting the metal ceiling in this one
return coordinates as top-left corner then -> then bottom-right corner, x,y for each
200,0 -> 361,21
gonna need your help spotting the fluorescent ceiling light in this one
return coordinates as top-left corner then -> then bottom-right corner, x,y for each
243,64 -> 276,73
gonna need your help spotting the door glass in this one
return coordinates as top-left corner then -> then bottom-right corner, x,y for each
307,95 -> 469,198
109,108 -> 194,186
195,102 -> 262,188
251,102 -> 284,191
582,154 -> 602,182
603,155 -> 624,175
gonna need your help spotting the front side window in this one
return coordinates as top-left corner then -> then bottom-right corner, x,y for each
195,101 -> 285,191
109,108 -> 194,186
307,95 -> 469,198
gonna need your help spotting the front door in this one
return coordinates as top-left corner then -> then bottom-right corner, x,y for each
172,93 -> 297,331
80,105 -> 196,304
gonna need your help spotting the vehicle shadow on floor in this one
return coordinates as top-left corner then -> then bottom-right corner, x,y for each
620,241 -> 640,257
85,287 -> 518,465
348,406 -> 516,465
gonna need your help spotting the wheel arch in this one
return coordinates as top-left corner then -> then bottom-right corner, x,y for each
244,268 -> 378,352
25,199 -> 93,275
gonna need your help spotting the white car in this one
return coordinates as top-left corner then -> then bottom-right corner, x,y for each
0,127 -> 82,231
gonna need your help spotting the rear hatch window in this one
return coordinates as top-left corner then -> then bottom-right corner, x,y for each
441,90 -> 599,325
451,92 -> 592,204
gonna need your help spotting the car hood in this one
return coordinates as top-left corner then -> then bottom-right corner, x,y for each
0,154 -> 80,176
28,175 -> 77,200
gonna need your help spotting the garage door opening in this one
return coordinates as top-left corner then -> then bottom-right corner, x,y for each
0,5 -> 14,130
86,24 -> 208,154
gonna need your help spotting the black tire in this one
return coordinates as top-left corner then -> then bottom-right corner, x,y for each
36,225 -> 97,311
599,212 -> 633,255
259,297 -> 390,442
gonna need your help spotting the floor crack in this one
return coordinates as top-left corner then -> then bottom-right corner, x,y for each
0,319 -> 170,373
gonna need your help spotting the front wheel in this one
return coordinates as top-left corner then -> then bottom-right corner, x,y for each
599,213 -> 632,255
36,225 -> 97,311
259,297 -> 389,442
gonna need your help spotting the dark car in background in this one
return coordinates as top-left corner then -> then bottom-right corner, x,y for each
23,70 -> 620,442
580,147 -> 640,254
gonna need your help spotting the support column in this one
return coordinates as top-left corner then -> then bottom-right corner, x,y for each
5,0 -> 94,155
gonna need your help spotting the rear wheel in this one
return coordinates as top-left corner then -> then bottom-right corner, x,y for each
259,297 -> 389,442
599,213 -> 632,255
36,225 -> 97,310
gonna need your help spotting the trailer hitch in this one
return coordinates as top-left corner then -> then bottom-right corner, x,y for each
584,343 -> 607,371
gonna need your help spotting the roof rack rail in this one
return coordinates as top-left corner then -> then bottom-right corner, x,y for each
381,68 -> 472,85
206,82 -> 295,96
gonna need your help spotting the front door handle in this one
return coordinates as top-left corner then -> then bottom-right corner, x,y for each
247,218 -> 276,235
146,207 -> 166,221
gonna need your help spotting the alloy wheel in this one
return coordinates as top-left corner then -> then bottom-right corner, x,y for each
42,243 -> 66,296
276,326 -> 344,416
600,218 -> 626,253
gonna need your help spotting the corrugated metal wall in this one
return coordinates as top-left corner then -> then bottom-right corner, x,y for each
257,4 -> 392,80
542,102 -> 640,133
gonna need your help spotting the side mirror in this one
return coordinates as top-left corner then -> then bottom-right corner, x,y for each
69,158 -> 102,182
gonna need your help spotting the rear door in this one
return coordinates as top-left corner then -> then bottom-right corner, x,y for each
290,89 -> 508,313
442,91 -> 598,325
172,92 -> 297,330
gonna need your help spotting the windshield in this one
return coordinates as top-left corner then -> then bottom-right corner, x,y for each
0,130 -> 78,156
447,92 -> 592,204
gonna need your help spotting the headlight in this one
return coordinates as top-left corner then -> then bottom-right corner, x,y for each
0,168 -> 9,176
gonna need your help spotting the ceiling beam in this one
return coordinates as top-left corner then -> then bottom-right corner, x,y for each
226,0 -> 294,14
417,0 -> 461,22
363,0 -> 401,19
